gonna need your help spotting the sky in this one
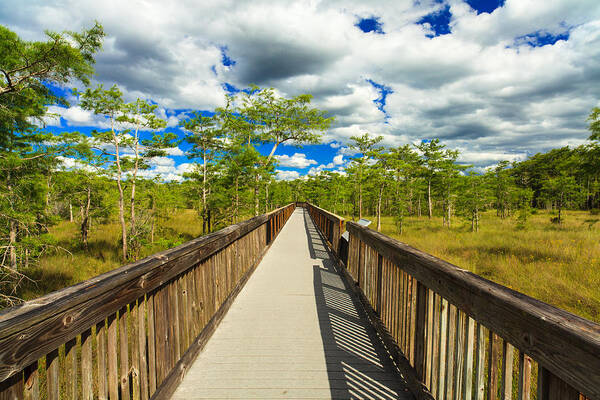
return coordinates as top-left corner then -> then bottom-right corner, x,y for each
2,0 -> 600,181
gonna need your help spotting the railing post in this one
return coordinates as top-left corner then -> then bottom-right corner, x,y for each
414,281 -> 428,381
376,254 -> 383,314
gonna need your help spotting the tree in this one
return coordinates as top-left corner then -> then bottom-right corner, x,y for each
415,139 -> 447,219
181,112 -> 222,233
588,107 -> 600,141
239,87 -> 333,215
541,175 -> 581,224
349,133 -> 383,219
78,84 -> 130,261
0,23 -> 104,145
120,99 -> 175,251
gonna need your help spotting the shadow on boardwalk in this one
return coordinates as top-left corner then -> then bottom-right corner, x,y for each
303,210 -> 413,400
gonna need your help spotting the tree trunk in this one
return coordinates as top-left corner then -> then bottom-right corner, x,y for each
377,183 -> 384,231
254,173 -> 259,216
130,125 -> 140,241
81,187 -> 91,249
235,176 -> 239,223
265,182 -> 269,213
112,120 -> 128,262
427,178 -> 432,219
202,149 -> 207,234
69,201 -> 73,222
9,220 -> 17,270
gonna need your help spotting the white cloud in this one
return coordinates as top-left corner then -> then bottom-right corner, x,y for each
333,154 -> 344,165
275,153 -> 317,168
2,0 -> 599,167
275,169 -> 300,180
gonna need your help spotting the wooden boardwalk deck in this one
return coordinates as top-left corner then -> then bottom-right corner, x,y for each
172,208 -> 413,399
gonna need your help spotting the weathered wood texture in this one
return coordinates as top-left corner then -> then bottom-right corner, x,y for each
305,202 -> 600,400
0,204 -> 295,399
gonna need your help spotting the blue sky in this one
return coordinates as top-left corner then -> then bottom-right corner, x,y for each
4,0 -> 600,181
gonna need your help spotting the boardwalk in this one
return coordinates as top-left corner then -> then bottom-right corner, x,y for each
172,208 -> 413,399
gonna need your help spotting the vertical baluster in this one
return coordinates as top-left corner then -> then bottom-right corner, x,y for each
46,349 -> 59,400
131,300 -> 140,400
517,352 -> 532,400
426,288 -> 434,390
438,298 -> 448,398
24,362 -> 39,400
138,296 -> 149,400
97,320 -> 107,400
474,323 -> 486,400
147,292 -> 157,395
454,310 -> 465,400
107,313 -> 119,399
445,304 -> 457,399
119,306 -> 130,400
488,332 -> 501,400
64,338 -> 78,400
81,329 -> 93,399
462,317 -> 475,400
502,340 -> 514,400
431,294 -> 440,397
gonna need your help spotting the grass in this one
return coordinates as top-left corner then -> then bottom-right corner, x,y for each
347,210 -> 600,323
17,209 -> 205,302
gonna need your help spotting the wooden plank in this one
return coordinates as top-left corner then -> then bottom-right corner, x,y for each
107,313 -> 118,400
414,281 -> 428,381
430,294 -> 440,397
517,352 -> 532,400
81,329 -> 93,400
96,320 -> 107,400
425,288 -> 434,390
131,301 -> 140,400
138,297 -> 149,400
488,332 -> 501,400
454,310 -> 465,400
23,362 -> 38,400
46,349 -> 59,400
445,304 -> 457,399
65,338 -> 78,400
347,222 -> 600,399
474,323 -> 486,400
502,340 -> 514,400
438,298 -> 448,397
119,306 -> 130,400
147,292 -> 157,395
462,317 -> 475,400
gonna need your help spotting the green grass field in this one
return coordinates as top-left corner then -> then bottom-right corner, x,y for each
348,210 -> 600,323
17,208 -> 600,324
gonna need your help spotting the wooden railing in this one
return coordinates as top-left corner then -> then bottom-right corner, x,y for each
0,204 -> 295,400
302,203 -> 344,254
303,202 -> 600,400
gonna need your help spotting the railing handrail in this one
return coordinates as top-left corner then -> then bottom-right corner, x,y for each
347,220 -> 600,399
0,204 -> 293,384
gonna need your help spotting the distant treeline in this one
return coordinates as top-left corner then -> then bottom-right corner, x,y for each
294,135 -> 600,232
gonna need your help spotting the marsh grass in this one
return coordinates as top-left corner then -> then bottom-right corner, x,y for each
350,210 -> 600,323
16,209 -> 204,302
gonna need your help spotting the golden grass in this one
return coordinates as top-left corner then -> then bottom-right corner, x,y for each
18,209 -> 204,301
347,210 -> 600,323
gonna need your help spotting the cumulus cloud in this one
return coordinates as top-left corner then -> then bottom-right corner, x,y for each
2,0 -> 599,168
275,169 -> 300,180
275,153 -> 318,168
